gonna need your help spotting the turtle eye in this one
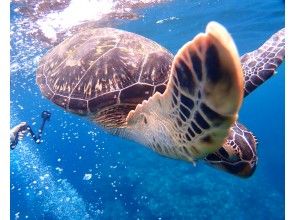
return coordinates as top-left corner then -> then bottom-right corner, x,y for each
139,113 -> 148,125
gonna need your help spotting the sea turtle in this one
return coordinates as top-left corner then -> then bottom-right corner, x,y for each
36,22 -> 285,178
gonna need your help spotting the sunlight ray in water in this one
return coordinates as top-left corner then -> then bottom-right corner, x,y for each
36,0 -> 116,41
12,0 -> 170,44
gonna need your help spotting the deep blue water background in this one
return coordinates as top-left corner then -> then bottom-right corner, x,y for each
10,0 -> 285,219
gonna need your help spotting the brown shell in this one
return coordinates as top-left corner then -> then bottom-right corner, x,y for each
36,28 -> 173,127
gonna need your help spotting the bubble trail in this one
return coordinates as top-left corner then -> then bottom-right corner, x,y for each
11,117 -> 92,220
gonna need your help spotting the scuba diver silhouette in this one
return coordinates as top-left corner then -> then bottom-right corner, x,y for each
10,111 -> 51,150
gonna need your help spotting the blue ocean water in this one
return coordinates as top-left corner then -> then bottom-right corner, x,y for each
10,0 -> 285,219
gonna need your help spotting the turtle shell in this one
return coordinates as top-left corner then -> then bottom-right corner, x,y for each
36,28 -> 173,127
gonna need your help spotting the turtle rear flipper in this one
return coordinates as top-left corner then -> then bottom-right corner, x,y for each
126,22 -> 244,161
204,122 -> 258,178
241,28 -> 285,96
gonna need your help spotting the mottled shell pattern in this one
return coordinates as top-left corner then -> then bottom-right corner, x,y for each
37,28 -> 173,127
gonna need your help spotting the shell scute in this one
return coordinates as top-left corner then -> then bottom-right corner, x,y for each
37,28 -> 174,127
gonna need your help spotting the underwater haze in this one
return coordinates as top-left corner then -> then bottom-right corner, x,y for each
10,0 -> 285,219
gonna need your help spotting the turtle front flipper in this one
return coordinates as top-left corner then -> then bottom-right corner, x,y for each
125,22 -> 244,162
241,28 -> 285,96
204,122 -> 258,178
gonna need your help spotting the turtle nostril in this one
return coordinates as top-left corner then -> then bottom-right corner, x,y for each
143,116 -> 148,124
